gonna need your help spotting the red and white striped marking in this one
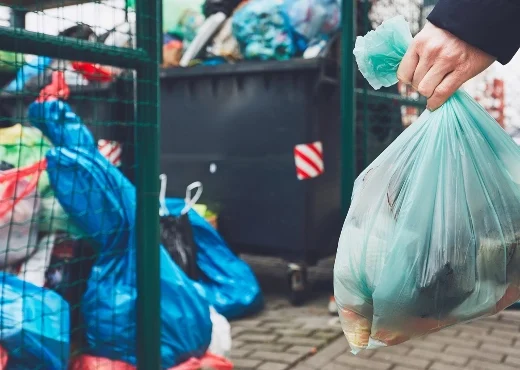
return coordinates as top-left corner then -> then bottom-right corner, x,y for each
294,141 -> 324,180
98,139 -> 122,167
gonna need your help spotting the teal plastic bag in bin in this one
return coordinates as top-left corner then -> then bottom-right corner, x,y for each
334,15 -> 520,353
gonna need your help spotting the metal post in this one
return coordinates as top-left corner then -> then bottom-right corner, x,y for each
361,0 -> 369,169
340,0 -> 356,217
135,0 -> 161,369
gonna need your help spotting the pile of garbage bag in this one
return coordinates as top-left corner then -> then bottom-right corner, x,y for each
157,0 -> 341,67
0,73 -> 261,368
334,16 -> 520,353
1,24 -> 124,95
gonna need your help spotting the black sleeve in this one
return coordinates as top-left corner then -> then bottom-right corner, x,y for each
427,0 -> 520,64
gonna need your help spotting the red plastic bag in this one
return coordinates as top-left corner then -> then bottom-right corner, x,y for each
69,355 -> 135,370
71,62 -> 114,83
36,71 -> 69,102
0,346 -> 8,369
199,353 -> 233,370
170,353 -> 233,370
0,159 -> 46,268
0,159 -> 46,218
70,353 -> 233,370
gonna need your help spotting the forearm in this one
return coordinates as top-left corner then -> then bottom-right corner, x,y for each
427,0 -> 520,64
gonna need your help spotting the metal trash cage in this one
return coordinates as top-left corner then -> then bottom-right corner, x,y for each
0,1 -> 160,369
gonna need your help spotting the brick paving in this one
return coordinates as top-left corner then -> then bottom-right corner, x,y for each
231,255 -> 520,370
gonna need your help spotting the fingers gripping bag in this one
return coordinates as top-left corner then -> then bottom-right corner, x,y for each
334,15 -> 520,353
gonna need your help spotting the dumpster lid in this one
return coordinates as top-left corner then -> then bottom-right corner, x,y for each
160,57 -> 330,79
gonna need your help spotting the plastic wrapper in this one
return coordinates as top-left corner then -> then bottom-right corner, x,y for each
208,306 -> 232,358
0,160 -> 44,268
334,16 -> 520,353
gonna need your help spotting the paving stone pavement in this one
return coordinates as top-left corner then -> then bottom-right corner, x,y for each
232,255 -> 520,370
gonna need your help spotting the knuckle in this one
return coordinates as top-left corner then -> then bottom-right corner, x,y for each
417,84 -> 430,97
440,52 -> 458,63
457,63 -> 470,76
421,42 -> 440,56
435,85 -> 450,97
427,95 -> 441,109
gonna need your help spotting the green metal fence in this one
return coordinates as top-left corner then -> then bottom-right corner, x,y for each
341,0 -> 429,216
0,0 -> 161,368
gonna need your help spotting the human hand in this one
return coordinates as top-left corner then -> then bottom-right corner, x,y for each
397,22 -> 496,111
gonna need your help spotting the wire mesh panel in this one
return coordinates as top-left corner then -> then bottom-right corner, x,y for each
354,0 -> 428,174
0,0 -> 160,369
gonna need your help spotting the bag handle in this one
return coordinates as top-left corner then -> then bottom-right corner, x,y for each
181,182 -> 203,215
0,159 -> 47,219
159,174 -> 169,217
159,176 -> 204,216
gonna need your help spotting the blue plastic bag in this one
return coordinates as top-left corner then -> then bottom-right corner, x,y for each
46,146 -> 212,367
28,100 -> 97,150
3,56 -> 53,93
335,16 -> 520,354
283,0 -> 340,42
165,199 -> 263,320
0,273 -> 69,370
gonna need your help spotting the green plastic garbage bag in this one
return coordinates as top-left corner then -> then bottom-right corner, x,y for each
0,51 -> 24,73
334,16 -> 520,354
0,124 -> 84,237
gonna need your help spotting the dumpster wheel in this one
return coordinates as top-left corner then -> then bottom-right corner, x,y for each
288,263 -> 308,306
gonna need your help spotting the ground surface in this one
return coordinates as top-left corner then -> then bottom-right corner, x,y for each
231,256 -> 520,370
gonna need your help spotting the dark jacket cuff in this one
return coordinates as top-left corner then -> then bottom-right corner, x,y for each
427,0 -> 520,64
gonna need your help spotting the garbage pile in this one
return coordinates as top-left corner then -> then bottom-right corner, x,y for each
0,72 -> 263,369
1,24 -> 126,95
159,0 -> 341,67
